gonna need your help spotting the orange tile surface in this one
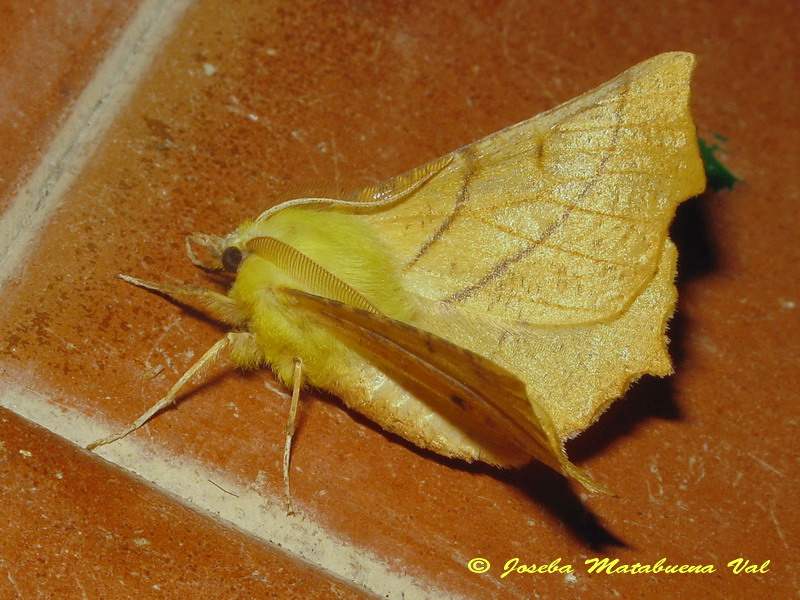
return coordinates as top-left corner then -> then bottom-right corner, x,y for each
0,407 -> 374,599
1,0 -> 798,598
0,0 -> 142,211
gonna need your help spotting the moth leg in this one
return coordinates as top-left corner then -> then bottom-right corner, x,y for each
87,332 -> 254,450
119,274 -> 248,326
282,357 -> 303,515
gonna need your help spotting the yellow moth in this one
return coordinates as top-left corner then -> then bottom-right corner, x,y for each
89,52 -> 705,510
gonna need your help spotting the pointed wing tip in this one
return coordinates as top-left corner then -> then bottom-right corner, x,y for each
629,51 -> 697,88
646,51 -> 697,70
567,464 -> 618,497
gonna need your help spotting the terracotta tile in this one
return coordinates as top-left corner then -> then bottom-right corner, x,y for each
0,0 -> 142,212
0,0 -> 798,598
0,407 -> 374,599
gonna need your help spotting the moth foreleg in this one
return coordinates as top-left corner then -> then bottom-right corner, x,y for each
283,357 -> 303,515
87,332 -> 255,450
119,274 -> 247,326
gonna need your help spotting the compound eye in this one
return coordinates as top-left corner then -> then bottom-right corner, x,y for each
221,246 -> 243,272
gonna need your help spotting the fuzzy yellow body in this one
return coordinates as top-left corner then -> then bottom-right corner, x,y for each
227,208 -> 414,387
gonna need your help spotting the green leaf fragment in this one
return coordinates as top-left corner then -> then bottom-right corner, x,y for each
699,134 -> 741,191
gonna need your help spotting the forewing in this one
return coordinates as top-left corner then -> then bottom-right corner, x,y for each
356,52 -> 705,326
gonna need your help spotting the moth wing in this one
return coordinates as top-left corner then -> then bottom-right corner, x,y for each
353,52 -> 705,326
410,238 -> 680,440
285,288 -> 608,494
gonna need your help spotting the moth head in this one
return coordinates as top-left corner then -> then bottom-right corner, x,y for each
216,220 -> 266,273
184,218 -> 266,273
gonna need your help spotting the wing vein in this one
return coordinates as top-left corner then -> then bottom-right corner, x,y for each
445,80 -> 631,303
403,149 -> 474,271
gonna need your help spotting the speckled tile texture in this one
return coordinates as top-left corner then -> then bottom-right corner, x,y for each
0,0 -> 797,598
0,408 -> 375,599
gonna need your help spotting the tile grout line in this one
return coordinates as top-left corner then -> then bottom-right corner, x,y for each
0,0 -> 193,286
0,381 -> 456,600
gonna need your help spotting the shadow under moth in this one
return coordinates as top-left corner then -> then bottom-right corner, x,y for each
89,52 -> 706,511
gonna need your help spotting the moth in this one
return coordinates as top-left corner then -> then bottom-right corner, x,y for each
89,52 -> 706,510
